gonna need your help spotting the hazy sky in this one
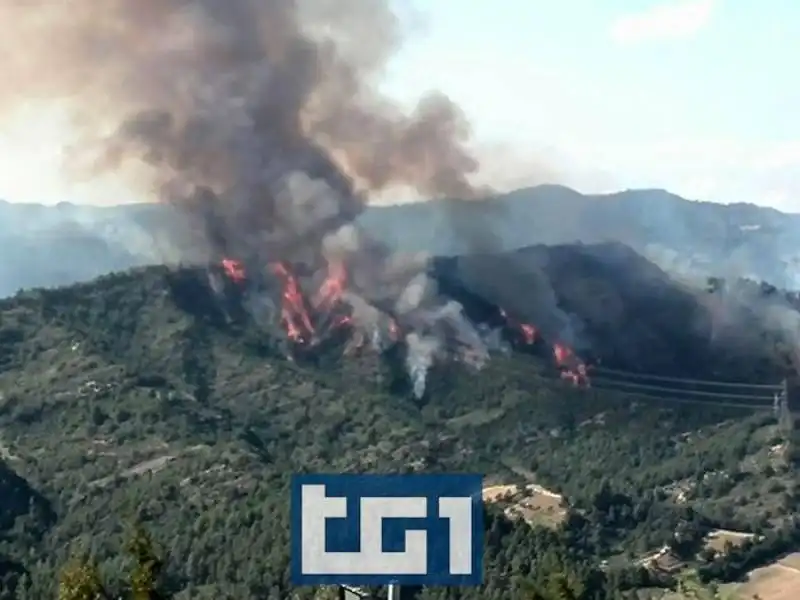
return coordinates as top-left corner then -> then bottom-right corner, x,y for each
0,0 -> 797,211
384,0 -> 799,210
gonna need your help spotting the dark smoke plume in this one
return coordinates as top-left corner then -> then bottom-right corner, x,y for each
0,0 -> 523,395
0,0 -> 487,258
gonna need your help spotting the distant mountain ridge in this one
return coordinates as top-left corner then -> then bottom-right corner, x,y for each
0,200 -> 180,296
2,184 -> 800,297
359,185 -> 800,287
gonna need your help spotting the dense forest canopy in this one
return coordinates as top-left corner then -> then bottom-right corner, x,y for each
0,243 -> 798,598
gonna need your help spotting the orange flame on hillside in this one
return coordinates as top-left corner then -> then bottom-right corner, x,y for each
519,323 -> 536,344
222,258 -> 351,344
500,307 -> 589,387
500,308 -> 538,344
221,258 -> 246,283
270,262 -> 317,342
219,258 -> 589,386
388,319 -> 400,341
314,261 -> 347,311
553,343 -> 589,386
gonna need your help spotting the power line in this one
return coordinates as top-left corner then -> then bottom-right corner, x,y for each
588,365 -> 782,391
587,383 -> 774,411
482,348 -> 783,393
582,380 -> 775,410
476,355 -> 782,411
539,374 -> 775,411
587,376 -> 776,403
486,358 -> 778,395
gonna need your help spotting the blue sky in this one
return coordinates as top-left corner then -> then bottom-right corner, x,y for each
381,0 -> 800,210
0,0 -> 796,211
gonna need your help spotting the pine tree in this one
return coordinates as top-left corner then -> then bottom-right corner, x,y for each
57,555 -> 108,600
675,570 -> 735,599
125,522 -> 169,600
55,522 -> 171,599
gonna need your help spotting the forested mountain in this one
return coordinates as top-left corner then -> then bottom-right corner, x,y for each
3,184 -> 800,298
0,245 -> 798,598
361,186 -> 800,288
0,200 -> 177,297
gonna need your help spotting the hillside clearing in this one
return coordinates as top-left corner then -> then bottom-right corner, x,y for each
725,552 -> 800,600
482,483 -> 567,528
703,529 -> 756,554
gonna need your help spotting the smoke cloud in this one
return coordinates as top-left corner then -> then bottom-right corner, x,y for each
0,0 -> 529,394
0,0 -> 515,256
0,0 -> 484,224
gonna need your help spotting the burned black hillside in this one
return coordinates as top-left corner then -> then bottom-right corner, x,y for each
430,242 -> 793,383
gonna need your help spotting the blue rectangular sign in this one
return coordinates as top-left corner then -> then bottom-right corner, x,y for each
291,473 -> 484,586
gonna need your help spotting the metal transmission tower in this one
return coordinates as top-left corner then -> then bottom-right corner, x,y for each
779,380 -> 793,430
336,584 -> 400,600
777,379 -> 798,465
338,586 -> 368,600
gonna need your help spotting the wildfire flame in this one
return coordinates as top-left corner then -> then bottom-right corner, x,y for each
222,258 -> 352,345
218,258 -> 590,387
388,319 -> 400,341
500,308 -> 537,344
314,261 -> 346,311
221,258 -> 246,283
553,342 -> 589,387
270,262 -> 317,343
519,323 -> 536,344
501,307 -> 589,386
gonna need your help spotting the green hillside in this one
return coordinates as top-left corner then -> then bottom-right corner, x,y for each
0,264 -> 798,598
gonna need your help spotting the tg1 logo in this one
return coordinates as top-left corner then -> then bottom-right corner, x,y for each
290,473 -> 483,586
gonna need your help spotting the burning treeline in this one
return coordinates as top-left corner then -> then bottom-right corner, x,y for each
0,0 -> 587,395
219,257 -> 589,395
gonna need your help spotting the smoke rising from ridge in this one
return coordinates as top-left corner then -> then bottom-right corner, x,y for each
0,0 -> 538,395
0,0 -> 485,217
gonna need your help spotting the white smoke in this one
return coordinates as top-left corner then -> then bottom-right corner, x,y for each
405,332 -> 441,398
